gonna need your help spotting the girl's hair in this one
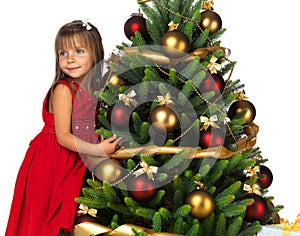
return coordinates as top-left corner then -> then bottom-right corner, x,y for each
53,20 -> 104,92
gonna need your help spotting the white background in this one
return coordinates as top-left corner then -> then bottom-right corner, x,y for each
0,0 -> 299,234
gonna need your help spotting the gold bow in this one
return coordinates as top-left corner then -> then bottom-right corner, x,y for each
200,115 -> 220,130
168,21 -> 179,31
133,160 -> 158,181
77,204 -> 97,217
236,89 -> 249,101
157,92 -> 174,106
280,213 -> 300,235
119,90 -> 138,107
202,0 -> 214,10
245,166 -> 260,178
206,55 -> 222,74
243,184 -> 262,196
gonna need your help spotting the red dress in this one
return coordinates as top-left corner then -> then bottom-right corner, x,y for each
5,79 -> 99,236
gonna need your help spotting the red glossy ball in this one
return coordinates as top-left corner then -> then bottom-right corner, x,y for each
127,174 -> 157,202
259,165 -> 273,189
199,126 -> 225,149
107,103 -> 131,129
124,14 -> 150,40
201,73 -> 225,94
244,194 -> 268,222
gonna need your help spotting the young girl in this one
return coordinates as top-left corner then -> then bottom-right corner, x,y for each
5,20 -> 122,236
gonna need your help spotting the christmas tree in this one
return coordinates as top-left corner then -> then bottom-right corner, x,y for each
74,0 -> 283,235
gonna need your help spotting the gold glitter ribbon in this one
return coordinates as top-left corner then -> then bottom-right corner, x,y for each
73,222 -> 184,236
77,204 -> 97,217
265,214 -> 300,236
123,46 -> 227,65
133,160 -> 158,181
200,115 -> 220,130
111,123 -> 259,159
119,90 -> 138,107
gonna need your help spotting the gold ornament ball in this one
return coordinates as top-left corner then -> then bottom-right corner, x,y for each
160,30 -> 190,58
200,10 -> 222,34
228,100 -> 256,125
108,72 -> 126,86
94,159 -> 124,183
150,105 -> 179,132
186,190 -> 215,219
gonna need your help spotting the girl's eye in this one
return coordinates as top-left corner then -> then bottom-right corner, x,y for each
76,49 -> 84,54
59,51 -> 67,57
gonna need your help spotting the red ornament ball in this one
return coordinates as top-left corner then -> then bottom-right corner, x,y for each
199,126 -> 225,149
244,194 -> 268,222
124,13 -> 150,41
259,165 -> 273,189
201,73 -> 225,95
107,102 -> 132,129
127,174 -> 157,202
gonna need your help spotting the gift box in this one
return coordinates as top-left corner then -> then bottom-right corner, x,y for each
258,214 -> 300,236
258,225 -> 300,236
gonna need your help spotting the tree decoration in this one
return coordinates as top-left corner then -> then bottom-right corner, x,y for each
227,90 -> 256,125
206,55 -> 222,74
127,173 -> 158,202
200,0 -> 222,34
107,90 -> 137,129
160,21 -> 190,58
150,93 -> 179,132
108,72 -> 126,86
259,165 -> 273,189
244,193 -> 268,222
198,115 -> 225,149
124,12 -> 150,41
93,159 -> 124,183
185,181 -> 215,219
201,72 -> 225,95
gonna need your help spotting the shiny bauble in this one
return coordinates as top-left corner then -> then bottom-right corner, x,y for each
108,72 -> 126,86
259,165 -> 273,189
127,174 -> 157,202
160,30 -> 190,58
74,214 -> 100,225
244,194 -> 268,222
150,105 -> 179,132
200,10 -> 222,34
227,100 -> 256,125
107,102 -> 132,130
124,13 -> 150,41
185,189 -> 215,219
199,126 -> 225,149
93,159 -> 124,183
201,73 -> 225,95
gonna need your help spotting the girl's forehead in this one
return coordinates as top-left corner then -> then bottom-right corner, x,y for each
58,35 -> 87,50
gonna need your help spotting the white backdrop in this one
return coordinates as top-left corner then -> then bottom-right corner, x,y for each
1,0 -> 299,234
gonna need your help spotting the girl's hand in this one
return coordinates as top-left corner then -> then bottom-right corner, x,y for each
99,135 -> 123,157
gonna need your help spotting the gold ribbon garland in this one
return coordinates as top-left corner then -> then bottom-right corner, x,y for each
111,123 -> 258,159
123,46 -> 228,65
73,222 -> 184,236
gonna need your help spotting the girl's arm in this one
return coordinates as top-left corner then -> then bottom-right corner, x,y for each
51,84 -> 122,157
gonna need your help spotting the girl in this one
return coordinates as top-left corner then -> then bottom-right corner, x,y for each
5,20 -> 122,236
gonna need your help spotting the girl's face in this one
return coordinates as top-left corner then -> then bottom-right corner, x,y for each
58,36 -> 93,83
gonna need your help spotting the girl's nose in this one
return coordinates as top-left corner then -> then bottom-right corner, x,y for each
67,53 -> 75,63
